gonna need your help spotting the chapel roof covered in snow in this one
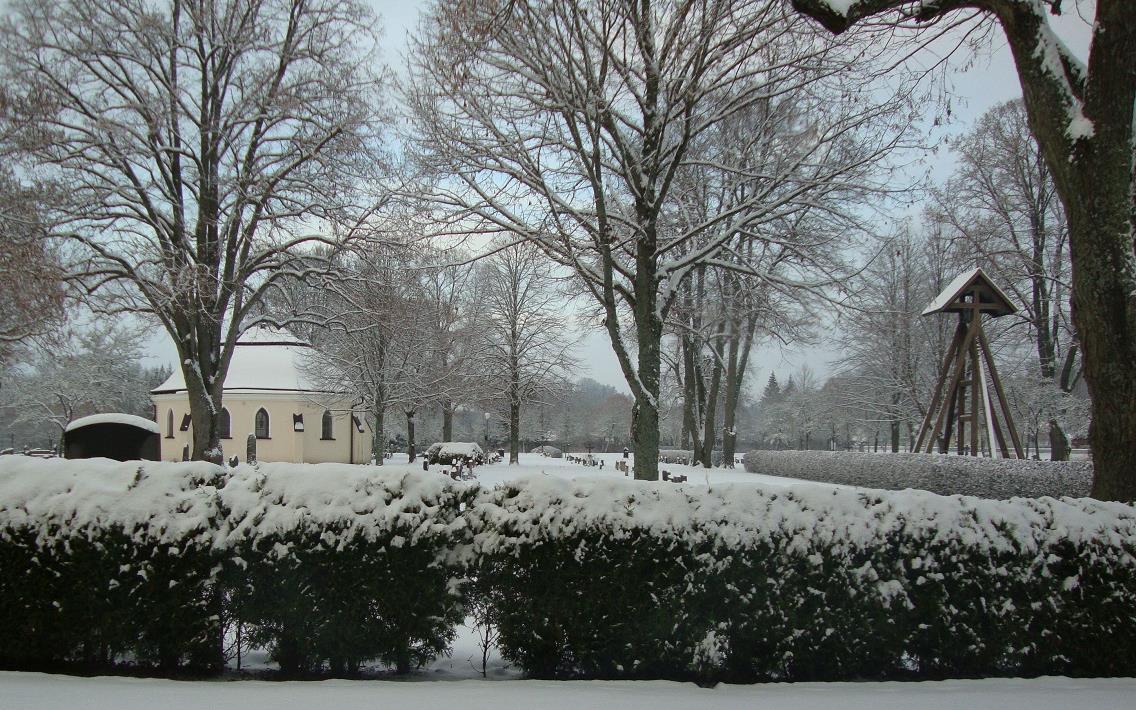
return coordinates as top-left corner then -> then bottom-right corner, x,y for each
151,327 -> 326,396
920,267 -> 1016,318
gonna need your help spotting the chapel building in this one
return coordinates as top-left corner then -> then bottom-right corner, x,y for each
150,328 -> 372,463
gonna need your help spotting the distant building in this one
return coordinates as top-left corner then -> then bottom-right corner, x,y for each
150,328 -> 371,463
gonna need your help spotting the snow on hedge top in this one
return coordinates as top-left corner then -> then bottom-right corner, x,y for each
220,462 -> 462,544
468,475 -> 1136,559
4,458 -> 1135,561
151,326 -> 326,395
65,413 -> 160,434
0,457 -> 222,544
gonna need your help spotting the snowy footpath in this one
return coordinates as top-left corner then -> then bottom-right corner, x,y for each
3,672 -> 1133,710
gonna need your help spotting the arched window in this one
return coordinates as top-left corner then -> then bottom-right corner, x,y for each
321,410 -> 334,440
219,408 -> 231,439
255,408 -> 270,439
166,409 -> 174,438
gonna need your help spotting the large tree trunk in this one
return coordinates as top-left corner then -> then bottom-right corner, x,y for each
998,0 -> 1136,497
631,274 -> 663,481
186,380 -> 223,464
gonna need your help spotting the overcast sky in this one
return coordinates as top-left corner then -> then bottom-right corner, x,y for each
145,1 -> 1095,393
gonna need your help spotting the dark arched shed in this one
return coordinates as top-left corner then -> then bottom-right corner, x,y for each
64,413 -> 161,462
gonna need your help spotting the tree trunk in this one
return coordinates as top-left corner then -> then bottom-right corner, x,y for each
1002,0 -> 1136,499
186,381 -> 223,464
631,298 -> 662,482
679,348 -> 695,451
405,410 -> 416,463
372,405 -> 385,465
509,398 -> 520,464
721,315 -> 756,469
442,399 -> 454,441
1048,418 -> 1071,462
680,334 -> 701,456
698,354 -> 723,468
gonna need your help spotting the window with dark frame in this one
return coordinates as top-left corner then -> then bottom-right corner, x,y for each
219,408 -> 231,439
321,410 -> 334,440
166,409 -> 174,438
255,408 -> 270,439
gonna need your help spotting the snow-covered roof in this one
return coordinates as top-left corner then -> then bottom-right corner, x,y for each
921,268 -> 1016,317
151,327 -> 325,396
65,413 -> 161,434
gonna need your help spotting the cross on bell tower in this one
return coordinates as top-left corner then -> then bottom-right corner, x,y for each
914,268 -> 1025,458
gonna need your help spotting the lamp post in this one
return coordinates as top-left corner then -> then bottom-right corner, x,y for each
484,412 -> 491,451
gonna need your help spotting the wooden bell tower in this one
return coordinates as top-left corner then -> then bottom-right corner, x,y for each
914,268 -> 1024,458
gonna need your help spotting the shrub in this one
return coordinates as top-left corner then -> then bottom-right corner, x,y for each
3,457 -> 1134,683
425,442 -> 485,466
529,445 -> 563,458
742,450 -> 1093,498
469,477 -> 1136,681
222,463 -> 470,676
0,458 -> 225,673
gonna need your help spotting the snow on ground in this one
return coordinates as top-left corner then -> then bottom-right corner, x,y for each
2,672 -> 1132,710
406,450 -> 847,491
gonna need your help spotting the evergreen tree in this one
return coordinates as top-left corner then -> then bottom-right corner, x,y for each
759,373 -> 782,405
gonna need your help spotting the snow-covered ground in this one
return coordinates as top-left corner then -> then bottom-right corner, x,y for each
404,449 -> 847,491
3,672 -> 1132,710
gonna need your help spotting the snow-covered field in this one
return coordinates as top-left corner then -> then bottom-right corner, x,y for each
3,672 -> 1132,710
408,449 -> 846,490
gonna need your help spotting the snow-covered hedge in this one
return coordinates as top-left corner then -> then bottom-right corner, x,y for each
425,442 -> 485,465
0,457 -> 226,672
3,458 -> 1135,681
658,449 -> 694,462
0,458 -> 468,676
221,463 -> 470,675
743,450 -> 1093,498
469,477 -> 1136,681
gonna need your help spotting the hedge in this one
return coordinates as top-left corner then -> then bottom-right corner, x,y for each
2,457 -> 1134,681
743,450 -> 1094,498
0,459 -> 225,673
467,477 -> 1136,681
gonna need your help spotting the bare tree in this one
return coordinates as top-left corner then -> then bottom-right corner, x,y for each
289,238 -> 482,464
0,0 -> 387,462
834,225 -> 955,452
0,172 -> 65,362
477,243 -> 578,464
6,321 -> 163,449
792,0 -> 1136,500
407,0 -> 914,479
